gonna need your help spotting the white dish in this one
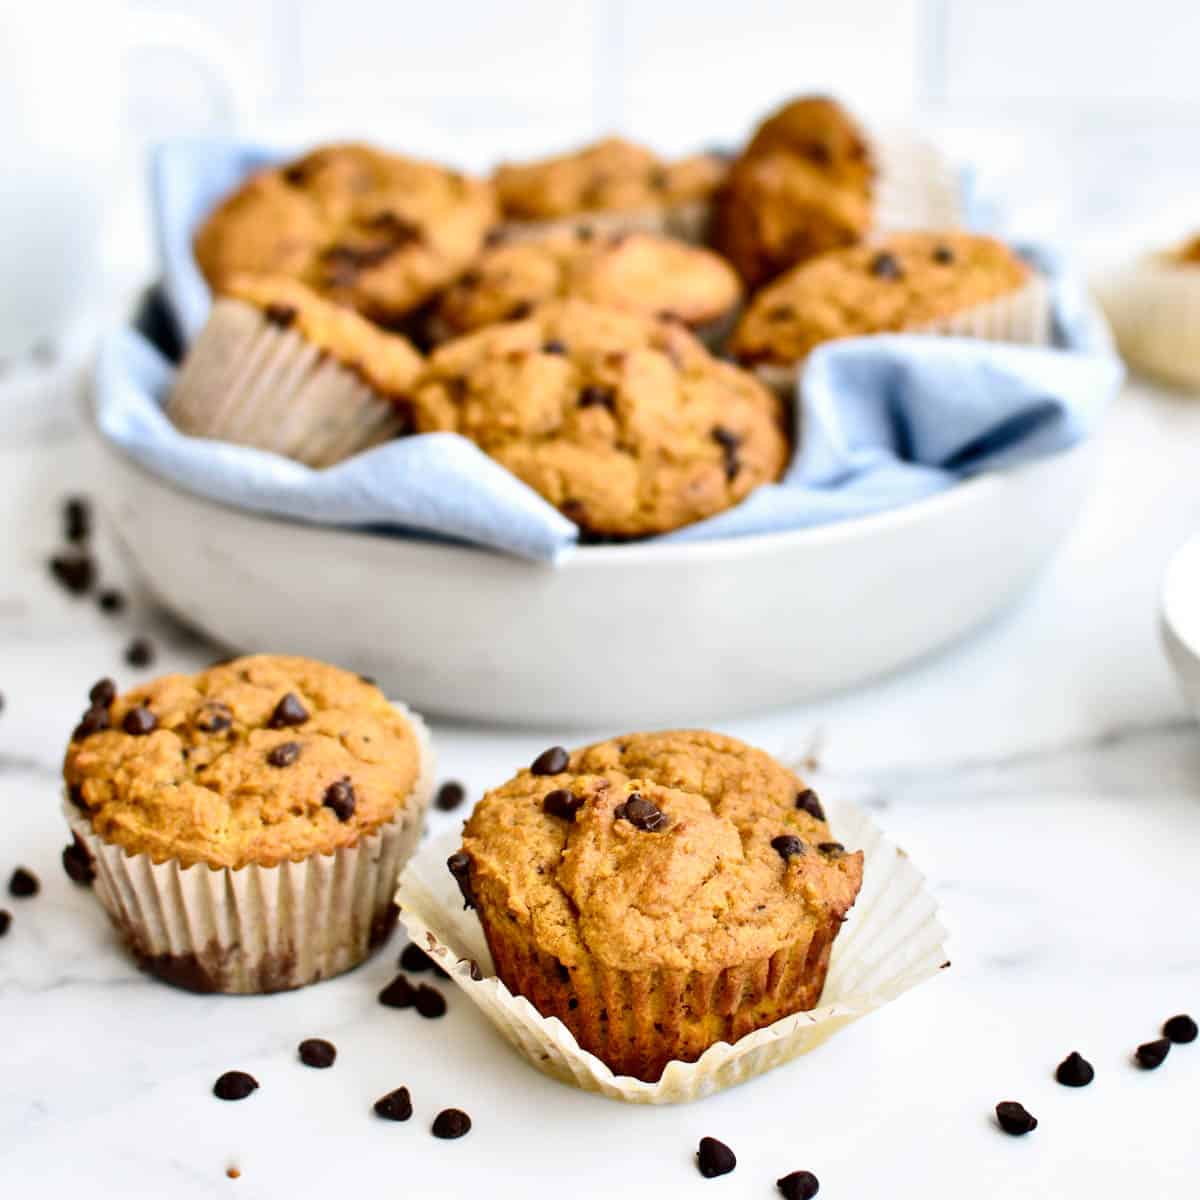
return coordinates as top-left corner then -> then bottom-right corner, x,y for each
90,406 -> 1097,727
1161,533 -> 1200,718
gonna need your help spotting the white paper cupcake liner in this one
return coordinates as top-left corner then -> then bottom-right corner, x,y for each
395,794 -> 947,1104
870,125 -> 966,234
166,297 -> 410,467
65,702 -> 435,994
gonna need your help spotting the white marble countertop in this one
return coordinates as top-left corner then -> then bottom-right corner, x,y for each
2,364 -> 1200,1197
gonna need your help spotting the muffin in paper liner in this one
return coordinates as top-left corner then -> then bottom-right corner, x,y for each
65,702 -> 434,995
395,796 -> 947,1104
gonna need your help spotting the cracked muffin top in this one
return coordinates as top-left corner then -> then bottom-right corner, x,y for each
62,656 -> 427,869
409,298 -> 789,539
193,142 -> 496,324
460,731 -> 863,973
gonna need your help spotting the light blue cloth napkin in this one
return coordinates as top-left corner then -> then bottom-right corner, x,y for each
95,139 -> 1124,564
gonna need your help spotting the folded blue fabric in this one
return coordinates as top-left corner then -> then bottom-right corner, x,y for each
96,139 -> 1123,564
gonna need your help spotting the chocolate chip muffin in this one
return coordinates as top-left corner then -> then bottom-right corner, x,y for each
409,299 -> 789,539
62,656 -> 433,992
193,142 -> 496,325
453,731 -> 863,1082
432,229 -> 742,342
168,275 -> 422,467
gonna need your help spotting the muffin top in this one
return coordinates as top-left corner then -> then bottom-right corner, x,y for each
222,274 -> 423,397
434,229 -> 742,337
193,142 -> 497,323
1173,234 -> 1200,265
409,298 -> 789,539
731,231 -> 1031,365
493,137 -> 726,220
460,731 -> 863,973
63,656 -> 426,869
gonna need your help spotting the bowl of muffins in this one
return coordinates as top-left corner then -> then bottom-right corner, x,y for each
90,95 -> 1110,724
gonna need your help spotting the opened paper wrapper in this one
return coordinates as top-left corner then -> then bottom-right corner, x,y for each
395,795 -> 948,1104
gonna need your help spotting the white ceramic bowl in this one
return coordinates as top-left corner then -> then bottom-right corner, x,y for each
1161,533 -> 1200,718
91,410 -> 1097,727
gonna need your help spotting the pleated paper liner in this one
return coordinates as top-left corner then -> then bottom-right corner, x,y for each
65,702 -> 435,995
394,796 -> 948,1104
166,297 -> 410,467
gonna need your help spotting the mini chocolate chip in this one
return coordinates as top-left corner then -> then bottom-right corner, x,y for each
507,301 -> 533,320
576,224 -> 595,242
995,1101 -> 1037,1135
577,385 -> 615,410
772,835 -> 806,860
267,693 -> 309,729
1136,1038 -> 1171,1069
777,1171 -> 820,1200
89,678 -> 116,708
432,1108 -> 471,1139
264,303 -> 297,327
543,789 -> 584,821
711,426 -> 741,481
374,1086 -> 413,1121
0,910 -> 9,937
8,868 -> 38,898
697,1136 -> 736,1178
795,788 -> 825,820
213,1071 -> 258,1101
358,673 -> 378,686
62,836 -> 94,886
447,850 -> 475,909
817,842 -> 845,856
648,166 -> 669,191
766,305 -> 795,322
1164,1014 -> 1198,1044
195,702 -> 233,733
97,588 -> 125,615
73,703 -> 111,741
1055,1051 -> 1094,1087
933,244 -> 955,264
530,746 -> 569,775
267,741 -> 301,767
379,975 -> 416,1009
414,984 -> 447,1018
67,784 -> 87,811
366,211 -> 423,245
435,781 -> 466,811
122,706 -> 158,736
400,943 -> 441,974
49,553 -> 95,595
125,637 -> 155,669
298,1038 -> 337,1069
323,777 -> 356,821
870,251 -> 903,280
542,339 -> 568,355
64,496 -> 91,543
616,793 -> 667,832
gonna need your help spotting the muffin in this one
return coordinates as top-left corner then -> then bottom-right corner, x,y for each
62,656 -> 433,993
409,298 -> 789,539
166,275 -> 423,467
452,731 -> 864,1082
492,137 -> 726,242
193,142 -> 497,325
743,95 -> 875,195
432,229 -> 742,344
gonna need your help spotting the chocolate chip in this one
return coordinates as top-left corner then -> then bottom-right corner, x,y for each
995,1101 -> 1037,1135
89,678 -> 116,708
73,703 -> 111,741
615,793 -> 667,832
64,496 -> 91,543
577,385 -> 615,410
777,1171 -> 820,1200
696,1137 -> 736,1178
400,943 -> 444,975
1055,1051 -> 1094,1087
711,425 -> 741,481
366,211 -> 423,245
264,303 -> 297,327
1136,1038 -> 1171,1069
379,975 -> 416,1009
530,746 -> 569,775
771,834 -> 806,860
431,1109 -> 471,1139
323,777 -> 356,821
933,244 -> 955,265
414,984 -> 447,1018
267,693 -> 309,729
576,224 -> 595,242
435,781 -> 466,811
49,553 -> 95,595
0,911 -> 9,937
62,835 -> 95,885
267,741 -> 301,767
97,589 -> 125,614
766,305 -> 795,322
543,788 -> 584,821
870,251 -> 904,280
374,1087 -> 413,1121
447,850 -> 475,908
321,241 -> 398,282
298,1038 -> 337,1069
124,637 -> 155,669
1164,1014 -> 1197,1044
507,301 -> 533,320
542,339 -> 568,355
195,702 -> 233,733
8,868 -> 38,898
817,842 -> 845,857
122,706 -> 158,736
213,1071 -> 258,1101
795,788 -> 825,820
804,141 -> 833,167
648,166 -> 669,191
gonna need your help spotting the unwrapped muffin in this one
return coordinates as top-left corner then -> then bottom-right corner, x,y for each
62,656 -> 433,993
451,731 -> 863,1082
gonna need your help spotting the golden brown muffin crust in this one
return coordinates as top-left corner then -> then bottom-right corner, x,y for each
1173,234 -> 1200,265
63,656 -> 424,869
744,95 -> 875,195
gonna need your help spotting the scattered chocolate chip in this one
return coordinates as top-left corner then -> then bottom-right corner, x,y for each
213,1071 -> 258,1101
696,1137 -> 736,1179
124,637 -> 155,669
267,741 -> 301,767
73,703 -> 111,741
777,1170 -> 820,1199
414,984 -> 447,1018
0,910 -> 9,937
484,229 -> 507,247
122,706 -> 158,736
379,974 -> 417,1009
817,842 -> 845,857
615,793 -> 667,832
400,943 -> 443,975
543,339 -> 568,355
711,425 -> 741,481
577,385 -> 615,410
795,788 -> 825,820
771,834 -> 806,860
358,673 -> 378,686
321,241 -> 398,283
432,1109 -> 471,1139
648,166 -> 669,191
63,496 -> 91,543
766,305 -> 795,322
932,244 -> 955,265
374,1086 -> 413,1121
507,301 -> 533,320
67,784 -> 86,811
62,836 -> 95,885
49,553 -> 95,595
870,251 -> 904,280
195,702 -> 233,733
1136,1038 -> 1171,1069
322,777 -> 356,821
366,211 -> 423,245
576,224 -> 595,242
268,693 -> 309,729
543,788 -> 585,821
97,588 -> 126,614
89,678 -> 116,708
9,868 -> 39,898
435,781 -> 466,811
1055,1051 -> 1094,1087
995,1101 -> 1037,1135
447,851 -> 475,909
264,303 -> 297,327
298,1038 -> 337,1069
1163,1014 -> 1197,1044
530,746 -> 569,775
